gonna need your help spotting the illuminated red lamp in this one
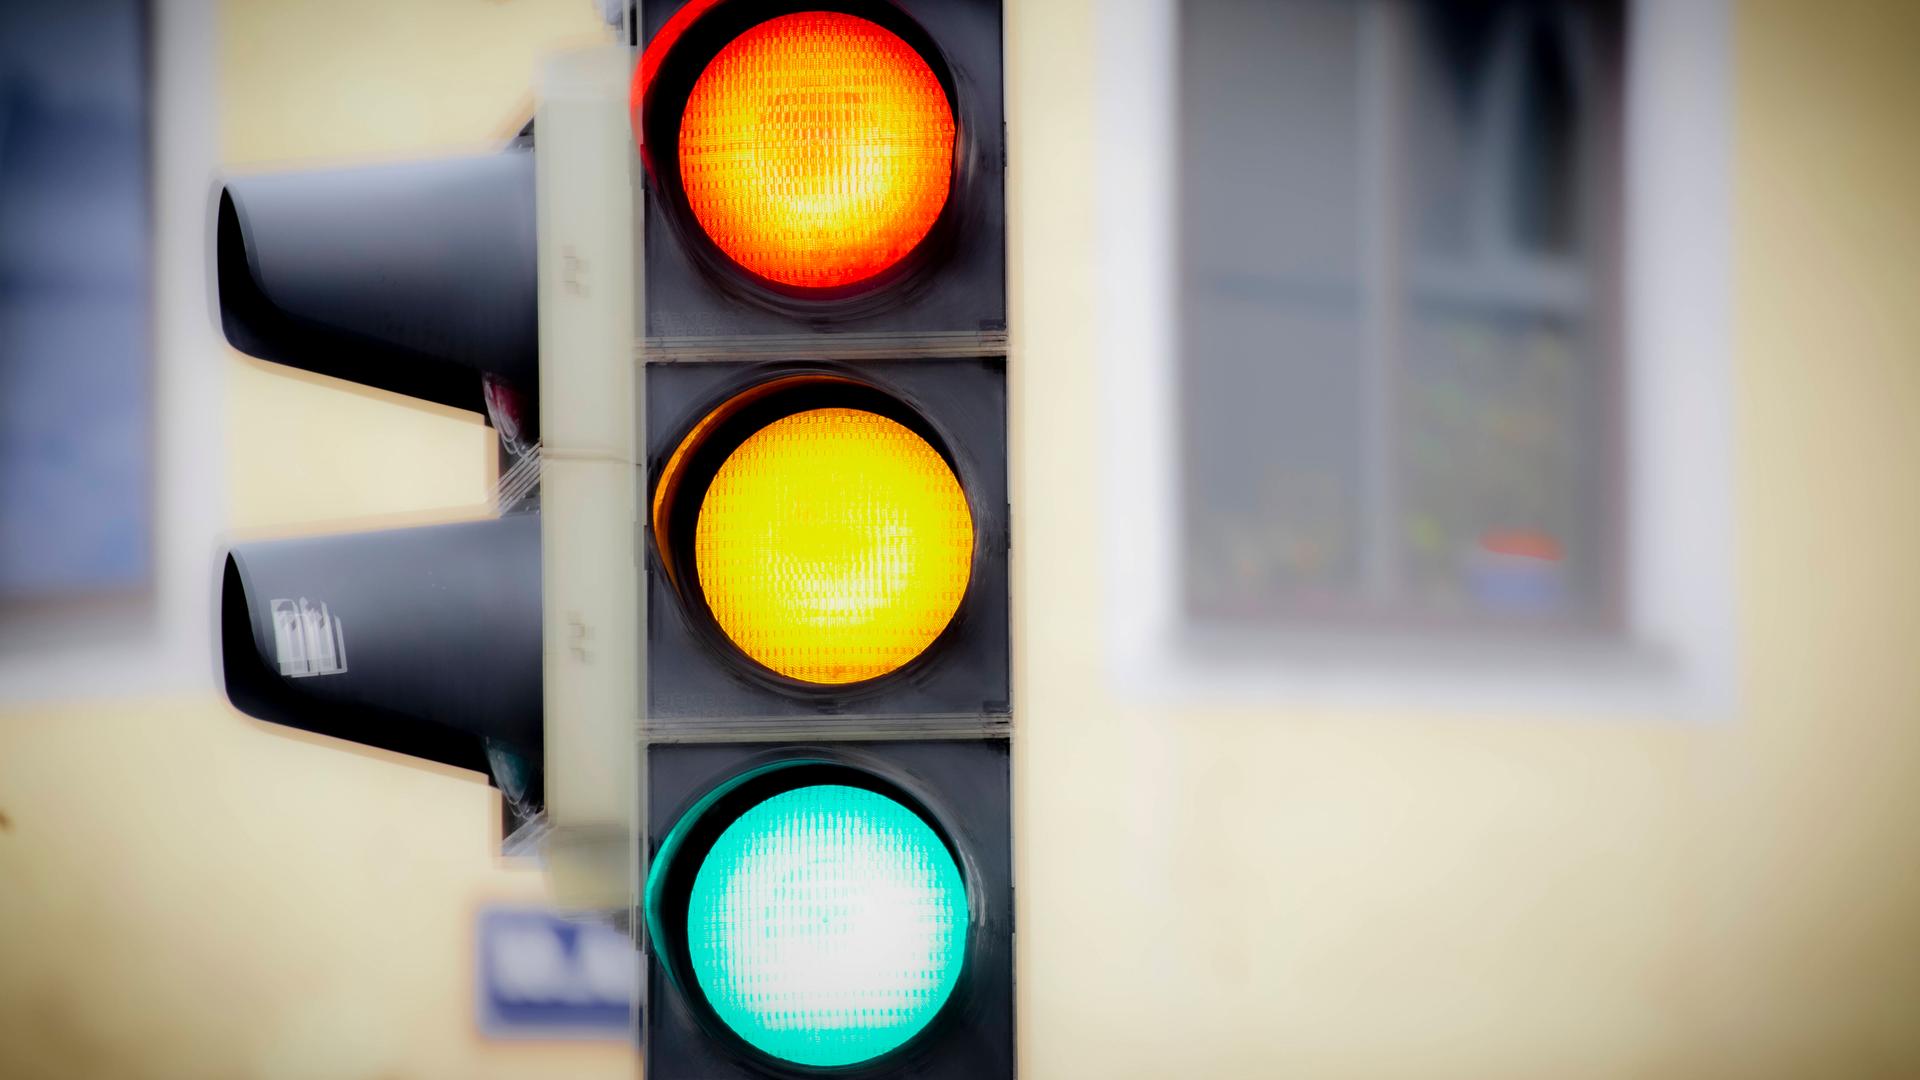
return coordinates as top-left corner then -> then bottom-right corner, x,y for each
637,8 -> 957,291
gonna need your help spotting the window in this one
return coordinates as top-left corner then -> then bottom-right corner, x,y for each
0,0 -> 223,696
1180,0 -> 1623,634
1100,0 -> 1734,713
0,1 -> 153,602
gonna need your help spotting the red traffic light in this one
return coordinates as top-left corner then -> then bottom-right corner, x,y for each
676,11 -> 955,288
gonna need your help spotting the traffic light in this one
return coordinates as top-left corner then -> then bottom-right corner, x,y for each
643,740 -> 1012,1075
220,515 -> 540,775
214,146 -> 546,810
216,150 -> 536,414
212,6 -> 1014,1069
211,46 -> 633,902
644,359 -> 1008,722
632,0 -> 1005,348
632,2 -> 1012,1077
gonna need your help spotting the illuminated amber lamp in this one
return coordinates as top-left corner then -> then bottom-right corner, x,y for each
658,392 -> 975,685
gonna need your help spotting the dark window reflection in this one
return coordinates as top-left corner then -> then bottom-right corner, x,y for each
1178,0 -> 1624,635
0,1 -> 151,603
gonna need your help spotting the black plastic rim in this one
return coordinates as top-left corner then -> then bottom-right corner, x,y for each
639,0 -> 980,317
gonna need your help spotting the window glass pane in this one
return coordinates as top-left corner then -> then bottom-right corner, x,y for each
1179,0 -> 1366,617
1177,0 -> 1623,634
0,1 -> 151,601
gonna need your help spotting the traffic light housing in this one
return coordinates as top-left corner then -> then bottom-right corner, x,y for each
209,10 -> 1014,1070
220,515 -> 541,774
216,151 -> 536,413
643,740 -> 1012,1077
634,0 -> 1005,350
645,358 -> 1008,728
213,147 -> 545,806
634,1 -> 1012,1076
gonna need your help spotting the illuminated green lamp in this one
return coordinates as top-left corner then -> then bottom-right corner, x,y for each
685,784 -> 969,1068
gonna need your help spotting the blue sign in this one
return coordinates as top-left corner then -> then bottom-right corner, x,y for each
476,906 -> 636,1040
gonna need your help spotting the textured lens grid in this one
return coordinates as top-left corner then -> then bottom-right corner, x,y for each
677,11 -> 956,289
687,784 -> 969,1067
693,407 -> 974,685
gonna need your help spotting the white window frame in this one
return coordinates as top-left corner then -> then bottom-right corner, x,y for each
1098,0 -> 1736,717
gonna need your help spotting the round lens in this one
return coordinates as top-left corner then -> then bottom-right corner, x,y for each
693,407 -> 973,684
676,11 -> 956,289
686,783 -> 969,1067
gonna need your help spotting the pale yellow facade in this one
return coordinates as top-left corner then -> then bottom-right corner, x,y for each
2,0 -> 1919,1077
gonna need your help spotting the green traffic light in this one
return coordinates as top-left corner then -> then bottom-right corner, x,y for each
685,783 -> 969,1067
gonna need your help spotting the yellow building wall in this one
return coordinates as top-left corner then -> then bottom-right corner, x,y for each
0,0 -> 1917,1078
1007,0 -> 1920,1075
0,3 -> 626,1079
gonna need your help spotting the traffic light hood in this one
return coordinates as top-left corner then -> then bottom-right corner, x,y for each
215,151 -> 538,414
219,515 -> 542,773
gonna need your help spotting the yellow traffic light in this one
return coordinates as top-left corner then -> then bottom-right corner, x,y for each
692,406 -> 973,684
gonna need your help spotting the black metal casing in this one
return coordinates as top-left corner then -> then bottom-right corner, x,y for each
637,0 -> 1005,347
638,4 -> 1013,1076
212,143 -> 544,791
219,515 -> 543,773
644,358 -> 1009,725
217,151 -> 537,413
644,740 -> 1014,1080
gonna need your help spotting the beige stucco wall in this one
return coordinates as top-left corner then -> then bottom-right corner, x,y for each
1,0 -> 1918,1077
1007,0 -> 1920,1075
0,3 -> 626,1079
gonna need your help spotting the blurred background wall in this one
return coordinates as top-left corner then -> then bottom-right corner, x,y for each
0,3 -> 626,1079
1009,0 -> 1920,1075
0,0 -> 1916,1077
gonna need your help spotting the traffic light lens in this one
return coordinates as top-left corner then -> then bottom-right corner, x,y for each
687,784 -> 969,1067
677,11 -> 955,289
694,407 -> 972,684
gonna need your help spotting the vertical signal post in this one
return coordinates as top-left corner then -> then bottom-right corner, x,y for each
537,46 -> 643,913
